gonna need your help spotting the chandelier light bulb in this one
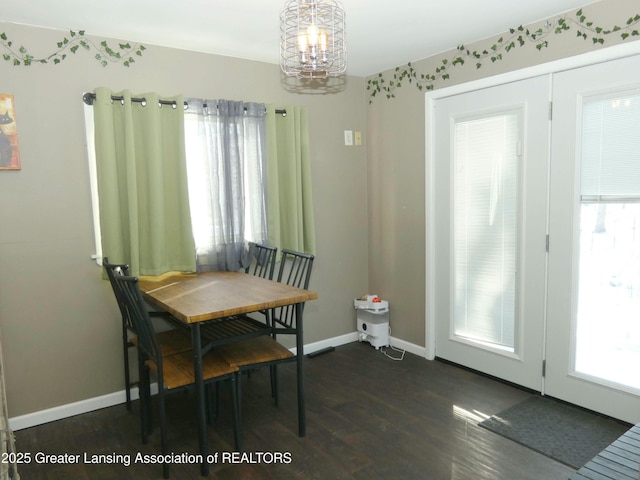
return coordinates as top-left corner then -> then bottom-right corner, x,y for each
319,31 -> 328,52
307,23 -> 319,47
298,32 -> 308,52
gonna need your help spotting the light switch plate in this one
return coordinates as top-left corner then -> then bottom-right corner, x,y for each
344,130 -> 353,146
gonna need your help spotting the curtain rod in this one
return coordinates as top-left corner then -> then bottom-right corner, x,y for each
82,92 -> 287,116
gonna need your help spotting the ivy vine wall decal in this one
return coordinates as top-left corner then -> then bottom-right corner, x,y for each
0,29 -> 145,67
367,9 -> 640,103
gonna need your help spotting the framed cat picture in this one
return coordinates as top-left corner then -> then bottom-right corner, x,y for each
0,94 -> 20,170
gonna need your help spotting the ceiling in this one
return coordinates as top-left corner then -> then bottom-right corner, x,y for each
1,0 -> 598,77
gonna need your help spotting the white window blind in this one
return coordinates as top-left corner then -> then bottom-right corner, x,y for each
581,91 -> 640,201
453,112 -> 520,350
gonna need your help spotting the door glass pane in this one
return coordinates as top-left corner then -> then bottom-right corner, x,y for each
575,92 -> 640,391
452,112 -> 519,351
581,92 -> 640,198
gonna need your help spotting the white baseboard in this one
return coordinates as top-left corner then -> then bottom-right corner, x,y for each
292,332 -> 359,356
10,384 -> 158,432
389,335 -> 426,358
295,331 -> 426,358
10,332 -> 425,431
10,390 -> 134,432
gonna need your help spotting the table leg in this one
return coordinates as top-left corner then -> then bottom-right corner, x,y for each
296,302 -> 306,437
191,323 -> 209,476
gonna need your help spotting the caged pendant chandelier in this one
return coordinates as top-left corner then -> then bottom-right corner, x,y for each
280,0 -> 346,79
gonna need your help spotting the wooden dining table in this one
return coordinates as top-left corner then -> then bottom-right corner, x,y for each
139,270 -> 318,476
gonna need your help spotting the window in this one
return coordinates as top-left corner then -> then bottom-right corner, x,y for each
84,96 -> 267,272
85,90 -> 315,275
452,111 -> 520,352
575,90 -> 640,389
183,99 -> 267,272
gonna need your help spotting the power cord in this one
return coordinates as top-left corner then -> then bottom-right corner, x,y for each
381,325 -> 405,361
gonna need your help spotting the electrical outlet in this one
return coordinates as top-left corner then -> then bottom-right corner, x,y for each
344,130 -> 353,146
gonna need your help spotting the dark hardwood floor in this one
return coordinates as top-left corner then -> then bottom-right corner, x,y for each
14,342 -> 574,479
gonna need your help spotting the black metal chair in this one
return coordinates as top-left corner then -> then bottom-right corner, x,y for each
274,249 -> 315,314
238,247 -> 313,357
199,243 -> 277,342
244,242 -> 277,280
218,248 -> 315,446
269,249 -> 315,402
103,257 -> 192,411
243,242 -> 277,327
217,335 -> 294,446
115,274 -> 240,479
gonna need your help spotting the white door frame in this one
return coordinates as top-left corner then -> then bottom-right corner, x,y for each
425,41 -> 640,361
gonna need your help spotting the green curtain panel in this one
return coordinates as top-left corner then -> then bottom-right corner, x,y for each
92,87 -> 196,276
265,105 -> 316,255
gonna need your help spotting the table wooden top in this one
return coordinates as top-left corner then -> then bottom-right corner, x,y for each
139,271 -> 318,324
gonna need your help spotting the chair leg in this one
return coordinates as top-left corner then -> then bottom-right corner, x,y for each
137,347 -> 155,443
215,383 -> 221,419
271,365 -> 280,406
269,365 -> 275,398
123,334 -> 132,411
139,363 -> 150,445
205,386 -> 211,426
270,329 -> 279,405
235,372 -> 243,450
205,384 -> 218,426
158,386 -> 170,479
231,376 -> 241,451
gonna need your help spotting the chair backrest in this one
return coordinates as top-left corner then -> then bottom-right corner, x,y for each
114,275 -> 163,368
277,249 -> 314,290
273,249 -> 315,329
245,243 -> 277,280
103,257 -> 134,332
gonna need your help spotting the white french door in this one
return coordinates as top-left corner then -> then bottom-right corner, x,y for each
545,54 -> 640,423
431,75 -> 550,391
428,53 -> 640,424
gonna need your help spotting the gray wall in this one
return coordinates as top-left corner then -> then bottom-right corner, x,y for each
0,24 -> 368,418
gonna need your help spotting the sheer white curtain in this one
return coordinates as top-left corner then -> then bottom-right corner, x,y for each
184,99 -> 267,272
